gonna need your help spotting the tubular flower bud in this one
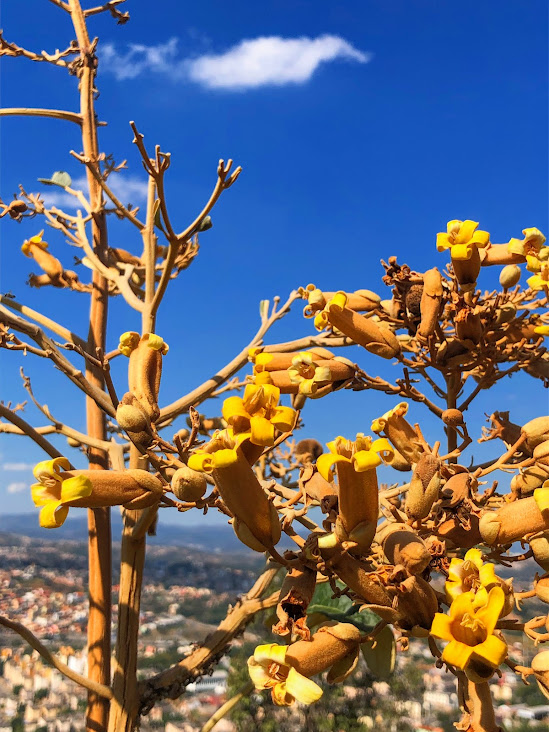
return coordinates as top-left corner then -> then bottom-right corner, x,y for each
532,650 -> 549,700
445,549 -> 513,615
188,434 -> 281,552
21,232 -> 64,280
170,465 -> 207,502
436,220 -> 490,290
479,485 -> 549,546
31,458 -> 163,528
417,268 -> 443,339
314,292 -> 400,359
120,332 -> 168,423
430,587 -> 508,682
481,244 -> 525,267
221,381 -> 296,448
317,434 -> 393,554
248,622 -> 362,706
371,402 -> 423,466
273,565 -> 317,639
301,284 -> 380,318
406,454 -> 441,521
395,576 -> 439,636
377,524 -> 431,575
310,534 -> 394,614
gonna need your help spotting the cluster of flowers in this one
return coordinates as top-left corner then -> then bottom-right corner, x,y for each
28,220 -> 549,716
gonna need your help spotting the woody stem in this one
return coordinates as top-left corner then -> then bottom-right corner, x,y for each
67,2 -> 112,730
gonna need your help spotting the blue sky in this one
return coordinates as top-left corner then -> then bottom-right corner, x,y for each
0,0 -> 547,525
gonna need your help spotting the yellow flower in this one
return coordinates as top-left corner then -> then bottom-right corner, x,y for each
371,401 -> 423,465
287,352 -> 332,395
21,231 -> 49,257
508,227 -> 547,271
31,457 -> 92,529
527,263 -> 549,292
188,430 -> 281,552
248,644 -> 323,706
222,381 -> 295,446
445,548 -> 498,604
118,331 -> 169,357
317,434 -> 393,553
248,623 -> 362,706
431,587 -> 507,682
436,220 -> 490,261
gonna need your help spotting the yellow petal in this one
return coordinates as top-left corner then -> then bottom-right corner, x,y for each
247,658 -> 275,690
254,643 -> 288,665
39,502 -> 69,529
284,666 -> 323,704
471,634 -> 507,669
270,406 -> 296,433
31,482 -> 58,507
442,640 -> 474,670
534,326 -> 549,337
222,397 -> 250,424
353,449 -> 382,472
147,333 -> 168,353
316,453 -> 348,481
449,592 -> 476,620
526,255 -> 542,272
445,582 -> 463,602
371,437 -> 395,463
187,453 -> 215,473
212,448 -> 240,469
475,587 -> 505,635
478,562 -> 497,587
271,682 -> 294,706
249,416 -> 275,446
464,548 -> 484,569
523,227 -> 546,247
450,243 -> 472,261
33,457 -> 70,481
470,230 -> 490,248
430,613 -> 454,642
447,558 -> 464,583
534,487 -> 549,514
507,237 -> 525,256
326,292 -> 348,313
436,233 -> 452,252
472,587 -> 489,609
60,475 -> 93,503
455,220 -> 479,245
118,331 -> 140,357
528,274 -> 546,291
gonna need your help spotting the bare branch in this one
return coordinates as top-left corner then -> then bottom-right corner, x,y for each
0,615 -> 113,699
0,108 -> 83,126
0,402 -> 68,461
0,295 -> 88,349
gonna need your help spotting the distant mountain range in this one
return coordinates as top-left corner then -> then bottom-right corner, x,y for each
0,512 -> 295,553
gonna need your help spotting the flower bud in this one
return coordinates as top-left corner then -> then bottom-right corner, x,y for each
522,417 -> 549,449
534,441 -> 549,467
406,454 -> 441,521
116,393 -> 153,447
499,264 -> 521,289
295,439 -> 323,464
442,409 -> 464,427
535,576 -> 549,604
171,465 -> 207,502
532,650 -> 549,700
377,523 -> 431,575
530,533 -> 549,571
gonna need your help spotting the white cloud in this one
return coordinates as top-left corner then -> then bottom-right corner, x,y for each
99,35 -> 370,90
2,462 -> 34,471
101,38 -> 179,80
7,482 -> 28,494
37,173 -> 149,211
187,35 -> 370,90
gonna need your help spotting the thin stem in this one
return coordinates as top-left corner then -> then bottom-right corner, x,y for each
0,403 -> 67,462
200,680 -> 254,732
0,295 -> 88,349
0,616 -> 112,699
0,107 -> 82,124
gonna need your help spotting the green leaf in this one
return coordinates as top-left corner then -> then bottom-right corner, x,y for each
311,581 -> 352,612
361,625 -> 396,679
37,171 -> 72,188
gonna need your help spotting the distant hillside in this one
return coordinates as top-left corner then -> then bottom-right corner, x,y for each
0,512 -> 295,553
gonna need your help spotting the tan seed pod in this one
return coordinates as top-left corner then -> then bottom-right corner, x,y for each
535,576 -> 549,604
285,622 -> 361,682
522,417 -> 549,449
530,533 -> 549,571
171,465 -> 207,502
499,264 -> 521,289
532,650 -> 549,700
